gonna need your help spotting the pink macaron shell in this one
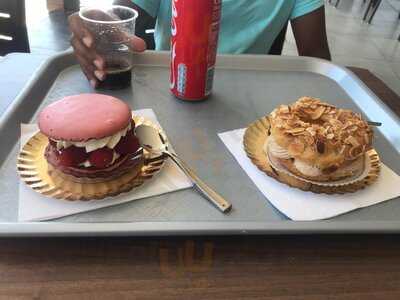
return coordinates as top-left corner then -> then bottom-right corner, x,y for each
38,94 -> 132,141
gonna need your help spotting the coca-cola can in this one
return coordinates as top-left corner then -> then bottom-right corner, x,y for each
170,0 -> 222,101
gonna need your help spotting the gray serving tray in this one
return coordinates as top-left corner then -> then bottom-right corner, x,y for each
0,50 -> 399,236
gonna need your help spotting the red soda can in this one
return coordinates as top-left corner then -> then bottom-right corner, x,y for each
170,0 -> 222,101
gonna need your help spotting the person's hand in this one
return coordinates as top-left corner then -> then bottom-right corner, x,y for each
68,12 -> 146,88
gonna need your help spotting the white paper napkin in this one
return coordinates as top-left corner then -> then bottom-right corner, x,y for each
18,109 -> 192,222
219,128 -> 400,221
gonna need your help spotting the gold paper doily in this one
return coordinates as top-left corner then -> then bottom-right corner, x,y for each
243,116 -> 381,194
17,116 -> 167,201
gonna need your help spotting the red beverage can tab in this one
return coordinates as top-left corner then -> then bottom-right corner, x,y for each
170,0 -> 222,101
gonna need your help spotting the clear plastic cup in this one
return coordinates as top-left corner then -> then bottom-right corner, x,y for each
79,5 -> 138,90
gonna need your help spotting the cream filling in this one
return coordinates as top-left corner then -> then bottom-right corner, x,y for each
54,122 -> 132,153
267,136 -> 291,159
267,136 -> 322,177
79,151 -> 120,168
293,159 -> 322,177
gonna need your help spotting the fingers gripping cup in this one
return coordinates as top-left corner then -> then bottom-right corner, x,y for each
79,5 -> 138,90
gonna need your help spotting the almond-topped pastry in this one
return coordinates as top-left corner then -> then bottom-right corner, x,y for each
268,97 -> 373,182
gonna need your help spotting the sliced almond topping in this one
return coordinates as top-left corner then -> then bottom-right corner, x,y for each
327,109 -> 336,114
310,106 -> 326,120
270,98 -> 372,161
345,135 -> 360,147
280,105 -> 290,113
306,127 -> 316,136
330,138 -> 340,146
329,118 -> 343,127
292,132 -> 306,136
347,125 -> 358,132
304,135 -> 314,144
343,121 -> 354,129
321,102 -> 336,108
286,127 -> 305,134
339,145 -> 346,154
356,130 -> 364,136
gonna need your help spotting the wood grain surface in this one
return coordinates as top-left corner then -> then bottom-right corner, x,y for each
1,235 -> 400,299
1,67 -> 400,300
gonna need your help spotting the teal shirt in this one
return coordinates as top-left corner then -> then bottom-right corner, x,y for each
133,0 -> 324,54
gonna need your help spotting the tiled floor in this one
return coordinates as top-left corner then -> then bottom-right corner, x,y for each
25,0 -> 400,94
283,0 -> 400,94
26,1 -> 71,55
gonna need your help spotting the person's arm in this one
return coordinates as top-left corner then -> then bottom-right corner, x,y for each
291,6 -> 331,60
114,0 -> 156,49
269,22 -> 288,55
68,2 -> 150,87
69,12 -> 144,88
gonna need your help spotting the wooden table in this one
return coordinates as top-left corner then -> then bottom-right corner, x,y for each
1,67 -> 400,299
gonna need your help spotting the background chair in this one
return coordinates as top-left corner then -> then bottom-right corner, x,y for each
363,0 -> 383,23
328,0 -> 341,8
0,0 -> 30,56
362,0 -> 400,40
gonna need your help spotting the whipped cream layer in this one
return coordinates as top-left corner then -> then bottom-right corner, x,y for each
267,136 -> 291,159
53,122 -> 132,153
293,159 -> 322,177
267,135 -> 364,179
267,135 -> 322,176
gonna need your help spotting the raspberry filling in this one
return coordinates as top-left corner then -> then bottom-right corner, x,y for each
50,128 -> 140,169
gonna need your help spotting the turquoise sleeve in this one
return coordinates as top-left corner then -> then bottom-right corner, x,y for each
290,0 -> 324,19
132,0 -> 161,18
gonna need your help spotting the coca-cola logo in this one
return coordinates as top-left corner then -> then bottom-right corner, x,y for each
170,0 -> 178,89
170,43 -> 176,89
171,0 -> 178,36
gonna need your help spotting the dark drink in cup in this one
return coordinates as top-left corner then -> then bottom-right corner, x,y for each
79,6 -> 138,90
97,59 -> 132,90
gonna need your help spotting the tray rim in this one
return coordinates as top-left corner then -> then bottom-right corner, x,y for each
1,50 -> 398,165
1,50 -> 400,235
1,221 -> 400,236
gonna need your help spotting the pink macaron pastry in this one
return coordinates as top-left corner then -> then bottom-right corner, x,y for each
38,94 -> 142,182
